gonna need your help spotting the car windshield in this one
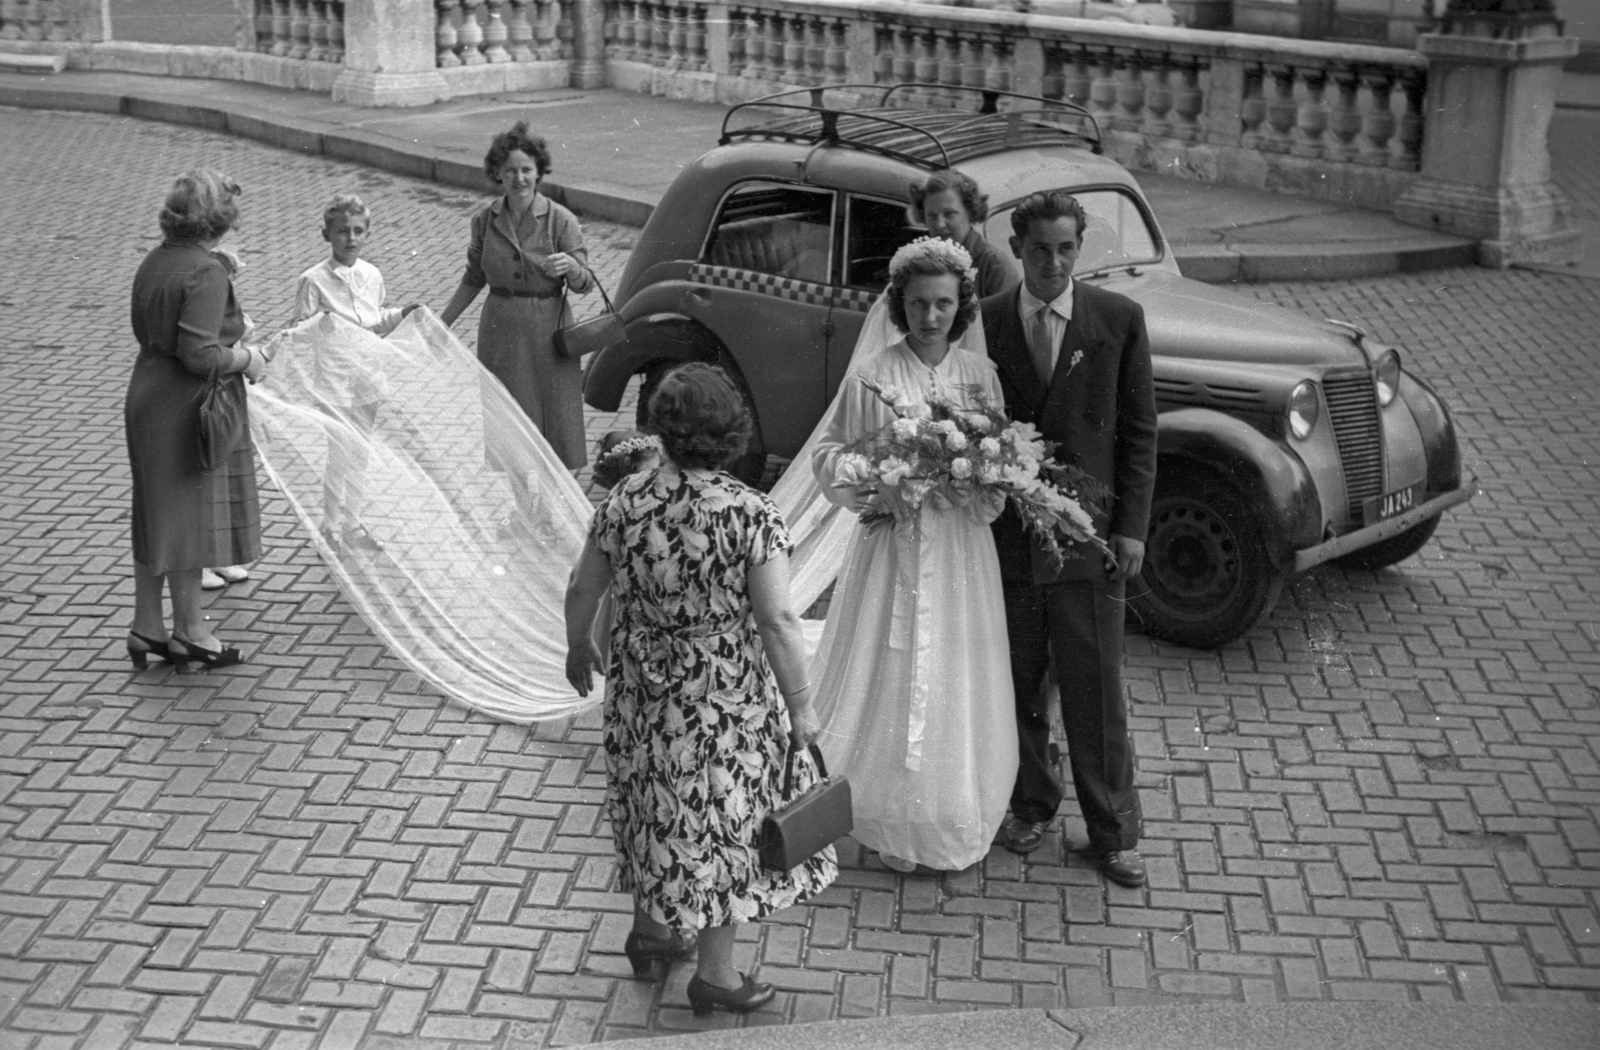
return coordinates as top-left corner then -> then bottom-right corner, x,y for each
983,187 -> 1163,275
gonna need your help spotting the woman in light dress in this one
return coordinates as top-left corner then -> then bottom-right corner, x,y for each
808,238 -> 1019,873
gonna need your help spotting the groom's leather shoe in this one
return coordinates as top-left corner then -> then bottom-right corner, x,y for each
1088,848 -> 1147,888
1000,816 -> 1049,855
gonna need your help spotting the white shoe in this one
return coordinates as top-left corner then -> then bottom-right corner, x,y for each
879,852 -> 917,873
215,565 -> 250,584
200,568 -> 226,590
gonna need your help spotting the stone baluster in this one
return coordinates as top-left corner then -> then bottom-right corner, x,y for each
781,13 -> 805,83
961,36 -> 986,95
826,20 -> 848,86
0,0 -> 20,41
743,10 -> 767,79
689,4 -> 708,71
871,24 -> 892,85
251,0 -> 273,51
665,3 -> 685,69
288,0 -> 310,58
804,17 -> 826,86
1262,65 -> 1296,154
1142,57 -> 1171,138
508,0 -> 535,60
614,0 -> 632,59
911,29 -> 937,104
482,0 -> 510,61
271,0 -> 291,55
456,0 -> 484,63
936,31 -> 962,107
643,0 -> 662,66
534,0 -> 557,59
1290,66 -> 1328,158
1170,60 -> 1202,142
1393,71 -> 1424,171
765,11 -> 787,83
1064,46 -> 1092,108
984,36 -> 1010,92
556,0 -> 574,58
1325,68 -> 1361,163
727,7 -> 746,75
890,24 -> 914,90
1238,64 -> 1266,150
307,0 -> 329,60
1357,70 -> 1394,167
327,0 -> 344,61
599,0 -> 615,58
1041,46 -> 1065,103
436,0 -> 460,63
1088,49 -> 1117,123
1114,52 -> 1144,132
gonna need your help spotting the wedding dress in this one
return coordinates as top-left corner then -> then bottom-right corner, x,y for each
799,303 -> 1020,872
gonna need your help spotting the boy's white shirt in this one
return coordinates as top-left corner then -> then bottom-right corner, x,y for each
294,257 -> 404,336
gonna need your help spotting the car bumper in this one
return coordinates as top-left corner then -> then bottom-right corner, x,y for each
1291,477 -> 1478,573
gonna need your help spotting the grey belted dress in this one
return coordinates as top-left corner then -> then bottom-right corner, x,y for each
461,194 -> 594,469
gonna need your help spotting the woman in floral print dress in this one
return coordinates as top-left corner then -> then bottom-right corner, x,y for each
565,363 -> 836,1016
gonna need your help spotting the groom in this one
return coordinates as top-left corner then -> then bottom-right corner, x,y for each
980,191 -> 1157,887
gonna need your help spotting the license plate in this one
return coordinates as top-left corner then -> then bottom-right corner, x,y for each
1365,483 -> 1422,523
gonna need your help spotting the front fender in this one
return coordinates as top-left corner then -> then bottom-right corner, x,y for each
1397,371 -> 1461,495
582,314 -> 723,412
1157,407 -> 1322,570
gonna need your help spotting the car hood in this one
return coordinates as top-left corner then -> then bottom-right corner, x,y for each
1104,270 -> 1368,369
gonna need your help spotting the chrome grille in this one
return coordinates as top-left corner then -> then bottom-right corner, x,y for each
1323,372 -> 1383,523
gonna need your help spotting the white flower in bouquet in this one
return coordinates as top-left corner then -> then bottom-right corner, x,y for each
976,461 -> 1001,485
979,436 -> 1001,457
949,457 -> 973,480
964,412 -> 993,433
893,394 -> 932,420
1057,498 -> 1096,535
891,417 -> 921,441
903,478 -> 935,507
879,456 -> 913,487
944,429 -> 968,452
833,452 -> 876,488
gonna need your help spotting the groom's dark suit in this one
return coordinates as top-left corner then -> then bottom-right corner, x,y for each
981,280 -> 1157,852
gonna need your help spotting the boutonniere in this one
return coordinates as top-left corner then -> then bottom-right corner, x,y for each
1062,349 -> 1084,377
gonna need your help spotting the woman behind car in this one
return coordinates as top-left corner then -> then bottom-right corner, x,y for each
124,169 -> 265,672
909,168 -> 1016,298
563,363 -> 837,1016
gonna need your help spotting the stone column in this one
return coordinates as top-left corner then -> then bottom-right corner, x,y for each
1393,5 -> 1580,266
332,0 -> 449,106
569,0 -> 606,87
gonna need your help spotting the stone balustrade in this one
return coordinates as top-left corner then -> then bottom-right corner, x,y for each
249,0 -> 346,63
435,0 -> 571,66
602,0 -> 1429,208
0,0 -> 101,42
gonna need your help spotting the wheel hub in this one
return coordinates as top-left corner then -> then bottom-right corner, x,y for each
1147,501 -> 1241,613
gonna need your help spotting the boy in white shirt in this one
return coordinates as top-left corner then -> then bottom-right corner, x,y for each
294,194 -> 419,553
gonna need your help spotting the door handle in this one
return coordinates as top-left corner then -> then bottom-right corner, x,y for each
683,287 -> 712,308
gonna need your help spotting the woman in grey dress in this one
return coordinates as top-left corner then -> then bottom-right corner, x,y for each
125,169 -> 266,672
441,122 -> 594,490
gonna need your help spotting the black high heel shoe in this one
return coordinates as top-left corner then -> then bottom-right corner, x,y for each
686,973 -> 775,1016
169,635 -> 244,671
623,929 -> 697,980
126,631 -> 173,670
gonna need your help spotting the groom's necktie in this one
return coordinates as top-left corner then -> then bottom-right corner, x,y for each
1029,306 -> 1056,386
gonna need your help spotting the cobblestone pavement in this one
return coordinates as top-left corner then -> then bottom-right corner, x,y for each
1,106 -> 1598,1050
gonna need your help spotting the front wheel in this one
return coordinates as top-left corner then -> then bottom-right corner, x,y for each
1129,470 -> 1284,649
634,360 -> 768,488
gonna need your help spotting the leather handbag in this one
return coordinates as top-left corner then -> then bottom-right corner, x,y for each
758,742 -> 853,872
197,355 -> 248,472
553,266 -> 627,360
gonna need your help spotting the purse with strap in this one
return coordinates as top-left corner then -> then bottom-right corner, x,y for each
552,265 -> 627,360
758,742 -> 853,872
197,354 -> 248,472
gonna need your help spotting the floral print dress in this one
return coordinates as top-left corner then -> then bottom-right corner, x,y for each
592,466 -> 838,928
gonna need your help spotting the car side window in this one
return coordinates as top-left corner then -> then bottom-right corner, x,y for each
845,195 -> 925,293
984,187 -> 1161,274
703,181 -> 835,284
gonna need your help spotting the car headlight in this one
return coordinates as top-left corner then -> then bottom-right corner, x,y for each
1375,350 -> 1401,407
1288,380 -> 1319,440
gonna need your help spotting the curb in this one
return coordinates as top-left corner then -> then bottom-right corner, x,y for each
0,77 -> 1475,280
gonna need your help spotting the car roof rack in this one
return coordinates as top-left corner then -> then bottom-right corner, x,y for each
719,84 -> 1103,171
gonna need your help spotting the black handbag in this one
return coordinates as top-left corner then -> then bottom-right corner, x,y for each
197,356 -> 248,472
758,742 -> 853,872
552,266 -> 627,360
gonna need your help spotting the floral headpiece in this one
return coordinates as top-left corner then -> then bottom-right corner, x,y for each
888,236 -> 975,281
599,434 -> 660,465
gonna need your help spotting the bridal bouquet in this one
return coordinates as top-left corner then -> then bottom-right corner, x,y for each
832,379 -> 1111,565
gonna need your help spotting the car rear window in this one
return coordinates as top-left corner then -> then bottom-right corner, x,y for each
703,181 -> 834,285
845,195 -> 926,293
984,187 -> 1162,274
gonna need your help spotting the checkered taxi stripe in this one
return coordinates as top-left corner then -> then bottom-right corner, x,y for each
688,264 -> 877,313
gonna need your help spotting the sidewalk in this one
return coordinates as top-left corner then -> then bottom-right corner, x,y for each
0,68 -> 1491,283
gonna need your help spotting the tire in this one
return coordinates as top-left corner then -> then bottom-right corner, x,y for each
1129,469 -> 1284,649
1333,514 -> 1440,572
634,360 -> 768,489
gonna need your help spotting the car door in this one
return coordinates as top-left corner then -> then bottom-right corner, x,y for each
685,180 -> 837,458
826,192 -> 930,399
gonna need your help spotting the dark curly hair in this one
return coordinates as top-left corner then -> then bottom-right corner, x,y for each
885,253 -> 978,344
1009,190 -> 1087,241
646,363 -> 752,472
908,169 -> 989,226
159,169 -> 241,242
591,430 -> 661,490
483,121 -> 552,184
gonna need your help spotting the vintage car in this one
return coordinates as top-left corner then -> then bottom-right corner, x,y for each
583,86 -> 1475,648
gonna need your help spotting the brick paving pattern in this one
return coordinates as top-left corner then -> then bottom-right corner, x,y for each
1,106 -> 1597,1049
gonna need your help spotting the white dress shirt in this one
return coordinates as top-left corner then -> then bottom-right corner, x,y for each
294,257 -> 404,336
1017,279 -> 1075,381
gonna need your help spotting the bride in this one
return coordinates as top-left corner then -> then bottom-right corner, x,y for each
807,238 -> 1019,873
